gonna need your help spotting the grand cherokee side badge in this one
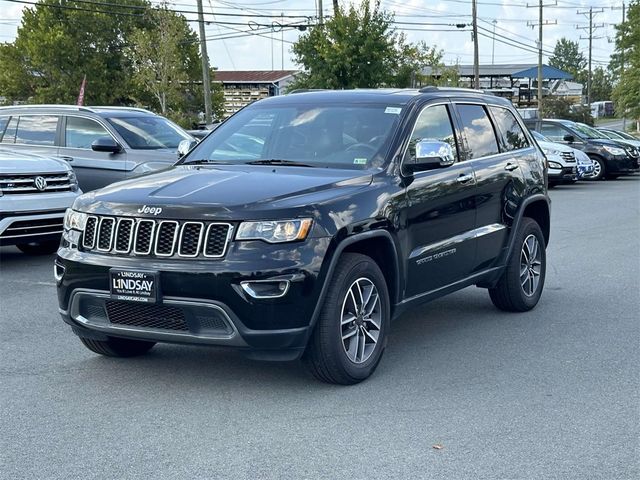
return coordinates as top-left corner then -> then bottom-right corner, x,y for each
137,205 -> 163,215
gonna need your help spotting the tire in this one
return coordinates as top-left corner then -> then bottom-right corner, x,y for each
17,240 -> 59,255
489,217 -> 546,312
303,253 -> 390,385
586,156 -> 605,180
79,336 -> 156,357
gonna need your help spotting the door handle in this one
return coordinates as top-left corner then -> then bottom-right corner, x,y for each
59,156 -> 74,162
456,173 -> 474,184
505,162 -> 519,171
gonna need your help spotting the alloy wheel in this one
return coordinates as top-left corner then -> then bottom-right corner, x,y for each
520,234 -> 542,297
340,277 -> 381,364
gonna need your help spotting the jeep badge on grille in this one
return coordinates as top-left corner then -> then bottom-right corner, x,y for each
137,205 -> 162,215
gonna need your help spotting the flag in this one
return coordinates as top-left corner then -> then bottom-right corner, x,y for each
77,75 -> 87,106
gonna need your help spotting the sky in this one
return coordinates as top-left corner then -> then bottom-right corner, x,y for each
0,0 -> 624,72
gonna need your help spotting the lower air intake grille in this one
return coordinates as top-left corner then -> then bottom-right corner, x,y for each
105,300 -> 188,331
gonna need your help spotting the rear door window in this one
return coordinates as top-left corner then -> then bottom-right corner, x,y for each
1,116 -> 18,144
15,115 -> 59,145
489,107 -> 530,151
65,116 -> 112,149
456,104 -> 500,159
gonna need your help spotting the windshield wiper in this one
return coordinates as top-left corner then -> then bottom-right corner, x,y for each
181,159 -> 235,165
245,159 -> 316,167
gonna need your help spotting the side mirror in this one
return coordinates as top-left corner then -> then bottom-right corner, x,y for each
178,139 -> 197,158
563,134 -> 575,143
91,137 -> 122,153
406,139 -> 456,173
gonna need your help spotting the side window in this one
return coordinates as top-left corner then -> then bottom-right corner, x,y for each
540,123 -> 568,142
15,115 -> 59,146
456,104 -> 500,159
65,116 -> 111,149
1,116 -> 18,144
490,107 -> 530,151
407,104 -> 459,162
0,116 -> 9,141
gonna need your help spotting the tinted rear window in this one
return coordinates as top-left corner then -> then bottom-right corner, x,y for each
456,104 -> 500,159
490,107 -> 530,151
15,115 -> 58,145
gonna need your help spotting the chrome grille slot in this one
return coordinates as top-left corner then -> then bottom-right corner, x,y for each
204,224 -> 232,257
154,221 -> 179,256
178,222 -> 203,257
560,151 -> 575,162
97,218 -> 115,251
81,215 -> 231,258
114,218 -> 134,253
0,172 -> 73,194
134,220 -> 155,255
82,216 -> 98,249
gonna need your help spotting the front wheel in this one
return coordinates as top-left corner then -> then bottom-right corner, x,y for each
585,157 -> 605,180
17,240 -> 59,255
303,253 -> 390,385
489,218 -> 546,312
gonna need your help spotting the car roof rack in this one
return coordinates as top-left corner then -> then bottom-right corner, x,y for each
418,86 -> 495,95
287,89 -> 328,95
0,104 -> 96,112
90,106 -> 157,115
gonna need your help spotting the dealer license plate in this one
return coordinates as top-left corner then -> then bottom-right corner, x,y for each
109,269 -> 159,303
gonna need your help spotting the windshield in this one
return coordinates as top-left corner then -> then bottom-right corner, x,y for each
615,130 -> 638,141
572,123 -> 603,139
180,103 -> 403,170
107,116 -> 192,150
531,130 -> 549,142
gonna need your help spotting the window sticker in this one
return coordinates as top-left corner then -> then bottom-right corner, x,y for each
384,107 -> 402,115
353,158 -> 368,165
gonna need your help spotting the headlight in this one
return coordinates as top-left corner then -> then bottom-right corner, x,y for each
63,209 -> 87,231
548,161 -> 562,169
603,145 -> 626,156
68,170 -> 79,192
542,148 -> 561,156
236,218 -> 313,243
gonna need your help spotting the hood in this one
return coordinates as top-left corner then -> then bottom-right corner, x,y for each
0,148 -> 72,174
74,165 -> 373,219
589,137 -> 634,149
571,148 -> 591,163
537,140 -> 574,153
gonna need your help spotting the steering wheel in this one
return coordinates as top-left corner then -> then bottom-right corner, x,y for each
346,142 -> 377,154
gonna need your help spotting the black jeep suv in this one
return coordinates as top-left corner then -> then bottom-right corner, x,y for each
56,88 -> 550,384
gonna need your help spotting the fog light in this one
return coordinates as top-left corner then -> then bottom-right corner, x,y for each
240,280 -> 290,299
54,262 -> 65,284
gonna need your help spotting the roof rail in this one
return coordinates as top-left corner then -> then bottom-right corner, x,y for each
418,86 -> 495,95
0,104 -> 96,112
90,106 -> 157,115
287,89 -> 328,95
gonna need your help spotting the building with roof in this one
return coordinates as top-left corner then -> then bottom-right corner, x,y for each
213,70 -> 298,117
422,64 -> 578,106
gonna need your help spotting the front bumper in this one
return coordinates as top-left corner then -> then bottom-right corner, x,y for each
548,166 -> 578,183
606,155 -> 640,174
56,237 -> 332,357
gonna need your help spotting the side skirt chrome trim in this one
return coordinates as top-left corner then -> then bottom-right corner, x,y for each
409,223 -> 506,260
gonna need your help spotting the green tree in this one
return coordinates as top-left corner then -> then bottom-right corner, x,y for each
611,0 -> 640,120
393,42 -> 459,88
290,1 -> 397,89
0,0 -> 150,104
549,38 -> 587,83
127,4 -> 200,115
590,66 -> 613,102
541,96 -> 593,125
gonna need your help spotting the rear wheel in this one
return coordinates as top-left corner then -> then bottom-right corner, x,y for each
489,218 -> 546,312
17,240 -> 59,255
303,253 -> 390,385
79,336 -> 156,357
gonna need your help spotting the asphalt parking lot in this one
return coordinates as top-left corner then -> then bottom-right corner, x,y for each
1,176 -> 638,480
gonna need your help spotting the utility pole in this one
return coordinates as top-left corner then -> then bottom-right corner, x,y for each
527,2 -> 556,111
491,20 -> 497,65
196,0 -> 212,124
577,7 -> 604,107
318,0 -> 323,25
472,0 -> 479,89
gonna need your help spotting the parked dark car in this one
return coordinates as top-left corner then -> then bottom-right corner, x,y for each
596,127 -> 640,148
0,105 -> 194,191
56,88 -> 550,384
525,118 -> 640,180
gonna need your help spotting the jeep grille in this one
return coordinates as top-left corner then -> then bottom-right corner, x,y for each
81,215 -> 232,258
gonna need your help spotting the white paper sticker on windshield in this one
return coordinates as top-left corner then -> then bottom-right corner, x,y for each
353,158 -> 368,165
384,107 -> 402,114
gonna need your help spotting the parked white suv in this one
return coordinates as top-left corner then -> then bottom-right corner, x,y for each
531,130 -> 578,185
0,148 -> 80,254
